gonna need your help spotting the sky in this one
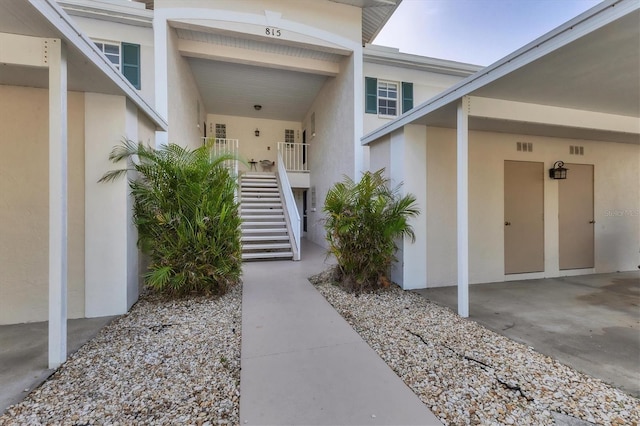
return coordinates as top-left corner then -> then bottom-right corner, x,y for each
373,0 -> 603,66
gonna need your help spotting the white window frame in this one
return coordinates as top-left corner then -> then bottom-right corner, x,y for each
284,129 -> 295,145
215,123 -> 227,139
94,40 -> 121,70
377,80 -> 399,118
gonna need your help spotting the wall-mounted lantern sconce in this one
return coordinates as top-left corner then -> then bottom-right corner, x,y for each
255,128 -> 260,137
549,161 -> 568,179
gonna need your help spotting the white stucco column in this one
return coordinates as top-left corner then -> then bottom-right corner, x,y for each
153,13 -> 169,148
353,44 -> 364,176
457,97 -> 470,318
389,125 -> 428,290
48,39 -> 68,369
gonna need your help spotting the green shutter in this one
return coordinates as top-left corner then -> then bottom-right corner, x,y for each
365,77 -> 377,114
402,82 -> 413,113
122,43 -> 141,90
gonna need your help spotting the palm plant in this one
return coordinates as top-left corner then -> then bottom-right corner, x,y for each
323,169 -> 420,292
100,139 -> 242,296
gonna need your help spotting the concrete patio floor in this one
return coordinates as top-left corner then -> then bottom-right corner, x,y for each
0,316 -> 115,414
415,271 -> 640,397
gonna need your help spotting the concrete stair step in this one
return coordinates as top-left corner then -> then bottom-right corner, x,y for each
242,235 -> 290,242
241,208 -> 284,214
241,215 -> 285,221
242,251 -> 293,260
242,197 -> 281,202
242,228 -> 288,234
241,192 -> 280,197
242,243 -> 291,250
242,221 -> 286,227
243,172 -> 275,178
242,202 -> 282,208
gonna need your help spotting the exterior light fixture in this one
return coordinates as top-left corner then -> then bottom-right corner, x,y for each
254,104 -> 262,111
255,128 -> 260,137
549,161 -> 568,179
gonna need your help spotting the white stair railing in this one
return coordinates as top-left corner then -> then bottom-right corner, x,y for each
277,150 -> 301,261
277,142 -> 309,172
203,137 -> 239,176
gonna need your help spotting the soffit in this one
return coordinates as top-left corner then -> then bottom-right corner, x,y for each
472,9 -> 640,118
364,2 -> 639,145
175,28 -> 343,63
329,0 -> 402,44
0,0 -> 121,94
0,0 -> 166,129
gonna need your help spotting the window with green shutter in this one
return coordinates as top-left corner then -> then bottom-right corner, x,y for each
402,82 -> 413,113
365,77 -> 377,114
121,42 -> 141,90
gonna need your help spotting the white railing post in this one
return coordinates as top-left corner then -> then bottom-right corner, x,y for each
203,137 -> 239,176
277,142 -> 309,173
277,150 -> 301,260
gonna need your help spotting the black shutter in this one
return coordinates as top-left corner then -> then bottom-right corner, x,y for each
402,82 -> 413,113
122,43 -> 141,89
365,77 -> 377,114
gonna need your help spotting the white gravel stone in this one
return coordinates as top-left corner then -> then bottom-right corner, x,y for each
310,270 -> 640,426
0,285 -> 242,426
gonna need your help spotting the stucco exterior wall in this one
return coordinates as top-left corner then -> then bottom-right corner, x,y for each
423,128 -> 640,287
69,15 -> 155,105
303,54 -> 356,247
207,114 -> 302,173
166,26 -> 206,149
0,86 -> 85,324
363,61 -> 468,135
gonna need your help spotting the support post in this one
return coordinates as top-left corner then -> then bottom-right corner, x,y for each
457,96 -> 470,318
48,38 -> 68,368
153,13 -> 169,148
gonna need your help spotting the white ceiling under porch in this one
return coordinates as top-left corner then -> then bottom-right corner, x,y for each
175,24 -> 350,122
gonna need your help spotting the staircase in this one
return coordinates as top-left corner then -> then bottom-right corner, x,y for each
240,172 -> 294,261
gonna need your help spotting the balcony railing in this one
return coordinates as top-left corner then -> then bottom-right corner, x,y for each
277,142 -> 309,173
203,137 -> 239,176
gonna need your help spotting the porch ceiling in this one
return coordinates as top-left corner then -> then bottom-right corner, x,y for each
189,58 -> 328,122
177,25 -> 338,122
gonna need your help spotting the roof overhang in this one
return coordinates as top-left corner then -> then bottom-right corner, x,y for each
0,0 -> 166,130
362,0 -> 639,145
329,0 -> 402,45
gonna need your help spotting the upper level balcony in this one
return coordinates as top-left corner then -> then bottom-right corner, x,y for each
202,138 -> 310,189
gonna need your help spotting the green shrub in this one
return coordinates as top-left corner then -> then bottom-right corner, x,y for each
323,169 -> 420,292
100,140 -> 242,296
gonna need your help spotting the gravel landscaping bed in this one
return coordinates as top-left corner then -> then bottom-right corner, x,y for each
310,270 -> 639,426
0,285 -> 242,426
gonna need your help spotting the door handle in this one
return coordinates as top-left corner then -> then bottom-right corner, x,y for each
589,220 -> 596,224
505,221 -> 511,226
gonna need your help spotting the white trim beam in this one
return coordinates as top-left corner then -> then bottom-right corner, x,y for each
0,33 -> 49,67
467,96 -> 640,135
177,39 -> 339,76
457,97 -> 470,318
48,38 -> 68,369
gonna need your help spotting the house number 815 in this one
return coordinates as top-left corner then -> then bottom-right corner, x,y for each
265,28 -> 281,37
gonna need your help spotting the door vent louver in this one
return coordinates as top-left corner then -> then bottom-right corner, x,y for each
570,145 -> 585,155
516,142 -> 533,152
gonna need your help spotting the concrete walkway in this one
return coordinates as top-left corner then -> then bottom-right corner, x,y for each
240,240 -> 441,425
